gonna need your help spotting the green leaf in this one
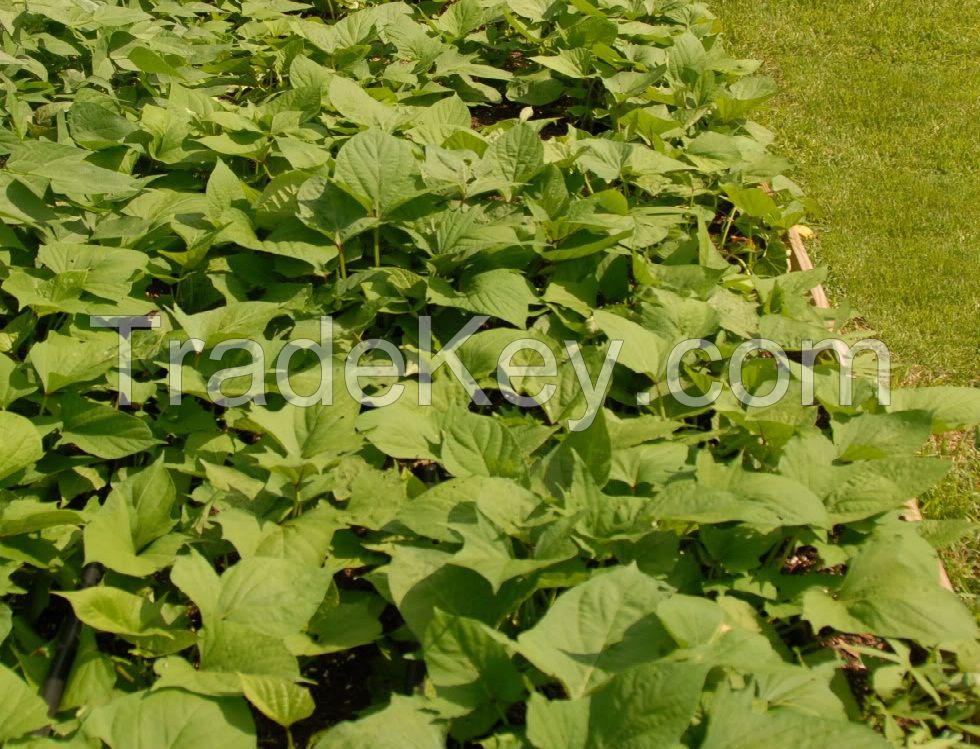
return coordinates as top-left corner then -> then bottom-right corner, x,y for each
396,476 -> 543,543
576,139 -> 631,181
310,695 -> 444,749
0,499 -> 82,537
28,332 -> 117,394
0,604 -> 10,644
441,410 -> 528,481
505,0 -> 561,22
700,684 -> 889,749
886,386 -> 980,432
609,442 -> 687,488
423,610 -> 523,716
169,301 -> 281,348
329,76 -> 403,130
652,460 -> 829,528
37,242 -> 147,301
59,395 -> 160,459
333,128 -> 423,217
508,71 -> 566,106
239,675 -> 315,727
83,493 -> 183,576
206,159 -> 248,219
831,411 -> 933,461
128,46 -> 189,79
716,76 -> 779,120
725,186 -> 781,219
408,95 -> 471,146
243,504 -> 342,567
246,397 -> 361,463
780,435 -> 951,523
558,409 -> 612,485
802,529 -> 978,645
450,511 -> 568,591
59,587 -> 179,640
356,389 -> 442,460
0,664 -> 49,741
169,548 -> 221,625
526,661 -> 706,749
84,460 -> 181,576
60,628 -> 116,712
0,173 -> 57,225
200,622 -> 299,680
436,0 -> 485,39
378,545 -> 532,637
427,269 -> 537,328
297,176 -> 376,245
172,551 -> 333,639
0,353 -> 36,408
5,141 -> 140,195
69,89 -> 136,150
592,310 -> 668,379
531,49 -> 594,79
170,551 -> 333,684
84,690 -> 255,749
488,123 -> 544,184
0,412 -> 43,483
292,592 -> 384,656
685,131 -> 743,172
669,29 -> 709,76
517,565 -> 673,697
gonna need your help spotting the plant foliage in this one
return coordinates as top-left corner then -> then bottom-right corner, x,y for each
0,0 -> 977,746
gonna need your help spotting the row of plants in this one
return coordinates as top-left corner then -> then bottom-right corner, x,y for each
0,0 -> 977,746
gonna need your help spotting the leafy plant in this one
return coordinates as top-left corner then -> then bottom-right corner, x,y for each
0,0 -> 977,747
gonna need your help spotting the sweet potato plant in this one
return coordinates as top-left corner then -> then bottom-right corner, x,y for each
0,0 -> 977,747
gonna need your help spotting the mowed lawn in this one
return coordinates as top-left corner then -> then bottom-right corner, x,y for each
711,0 -> 980,594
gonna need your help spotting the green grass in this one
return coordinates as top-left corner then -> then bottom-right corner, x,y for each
711,0 -> 979,594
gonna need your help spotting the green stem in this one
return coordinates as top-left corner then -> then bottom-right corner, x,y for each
291,478 -> 302,519
582,77 -> 597,129
337,242 -> 347,279
373,224 -> 381,267
719,205 -> 738,251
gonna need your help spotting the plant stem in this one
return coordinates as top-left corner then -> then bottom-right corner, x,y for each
337,242 -> 347,279
582,78 -> 595,129
373,224 -> 381,267
291,477 -> 302,519
719,205 -> 738,251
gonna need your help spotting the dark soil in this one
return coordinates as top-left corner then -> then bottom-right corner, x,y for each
781,545 -> 820,575
254,645 -> 379,748
823,632 -> 888,706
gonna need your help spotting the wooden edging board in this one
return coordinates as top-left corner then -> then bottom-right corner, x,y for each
785,227 -> 955,592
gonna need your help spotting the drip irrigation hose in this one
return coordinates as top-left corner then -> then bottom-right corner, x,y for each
37,562 -> 105,727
